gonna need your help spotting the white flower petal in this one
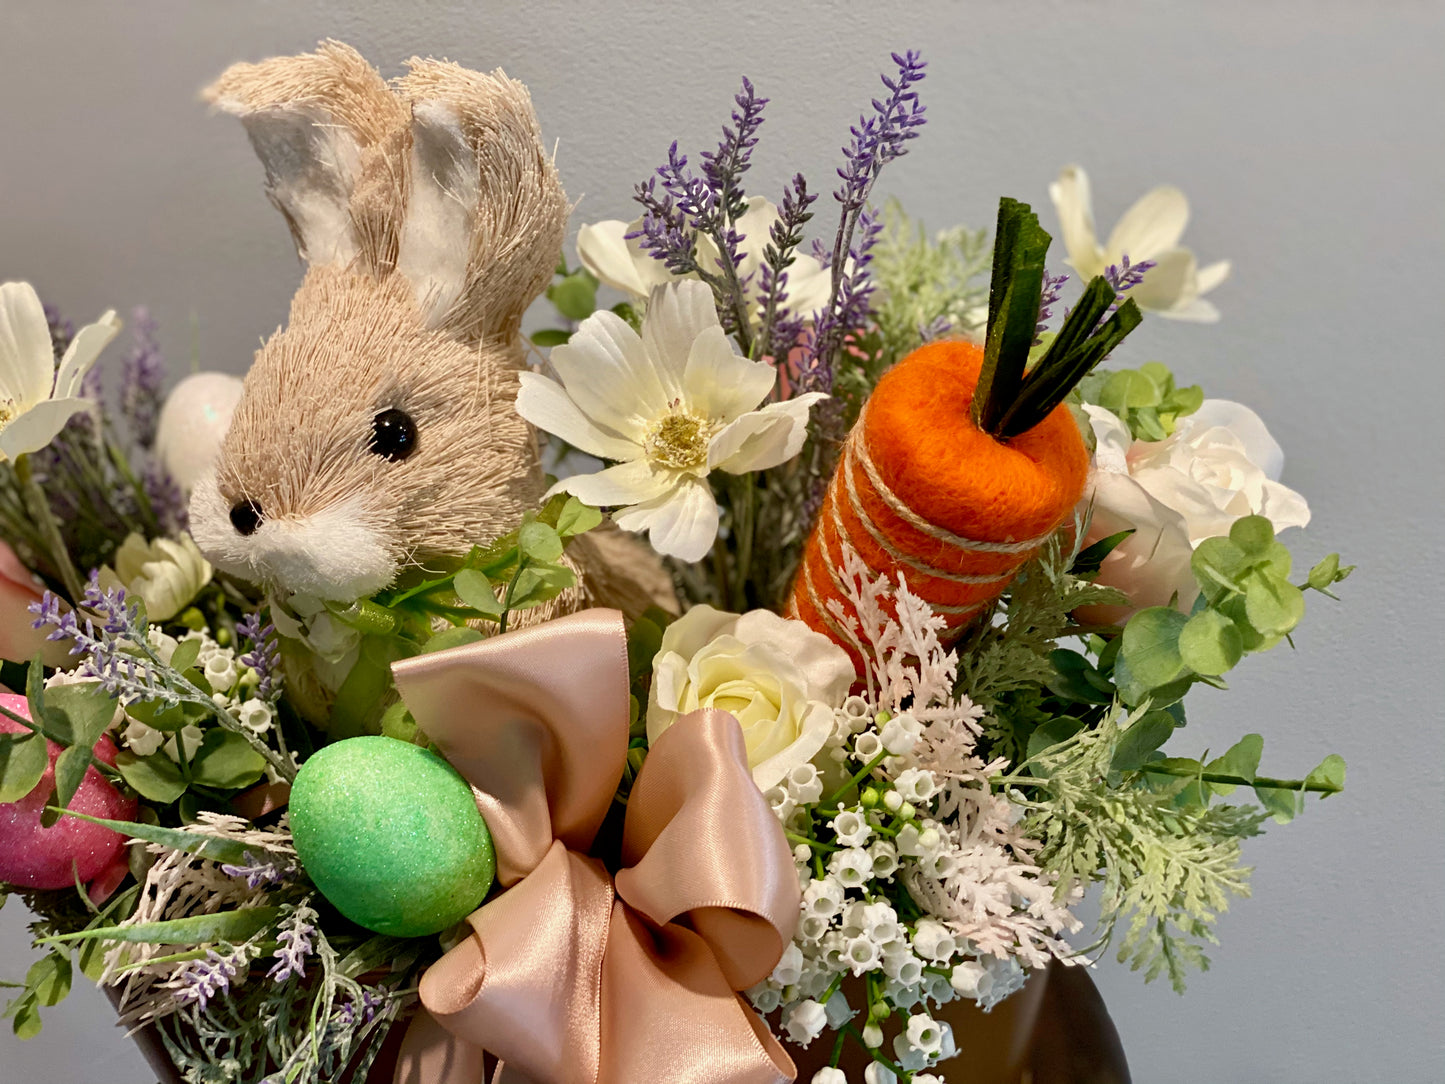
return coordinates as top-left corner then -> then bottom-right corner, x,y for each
751,701 -> 834,792
576,219 -> 650,297
54,309 -> 120,399
551,457 -> 677,508
1106,184 -> 1190,264
0,397 -> 92,460
1082,403 -> 1133,473
1126,248 -> 1198,313
516,372 -> 640,461
681,325 -> 776,422
1161,297 -> 1221,323
1048,166 -> 1105,278
641,280 -> 721,386
731,196 -> 779,284
0,281 -> 56,407
550,310 -> 673,436
781,253 -> 834,323
1187,400 -> 1285,478
709,394 -> 825,474
1258,479 -> 1311,532
1195,259 -> 1231,296
613,477 -> 719,562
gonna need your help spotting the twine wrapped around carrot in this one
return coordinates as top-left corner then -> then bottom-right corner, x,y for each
788,198 -> 1143,649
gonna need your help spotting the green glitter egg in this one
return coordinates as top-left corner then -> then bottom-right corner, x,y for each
290,736 -> 494,937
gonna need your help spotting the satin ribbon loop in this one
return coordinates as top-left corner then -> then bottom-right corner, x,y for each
390,609 -> 800,1084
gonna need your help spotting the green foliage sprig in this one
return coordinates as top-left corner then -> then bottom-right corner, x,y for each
1075,360 -> 1204,443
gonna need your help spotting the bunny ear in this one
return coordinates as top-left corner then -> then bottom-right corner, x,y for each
204,41 -> 407,269
396,60 -> 570,343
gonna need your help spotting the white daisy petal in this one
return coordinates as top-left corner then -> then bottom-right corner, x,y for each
681,325 -> 776,422
1195,259 -> 1231,296
551,457 -> 677,508
709,393 -> 826,473
641,280 -> 720,384
550,310 -> 673,436
780,252 -> 833,323
613,476 -> 719,562
1107,185 -> 1190,265
576,220 -> 649,297
55,309 -> 121,399
0,281 -> 57,407
1162,297 -> 1222,323
1048,166 -> 1105,278
1127,249 -> 1198,313
515,372 -> 639,461
0,397 -> 92,461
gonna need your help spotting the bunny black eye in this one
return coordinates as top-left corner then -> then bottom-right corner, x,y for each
369,409 -> 418,462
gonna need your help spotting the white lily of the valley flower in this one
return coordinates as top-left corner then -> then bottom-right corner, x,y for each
576,196 -> 833,325
0,281 -> 120,460
517,279 -> 827,561
1048,165 -> 1230,322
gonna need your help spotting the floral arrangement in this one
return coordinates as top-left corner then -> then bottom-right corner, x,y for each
0,42 -> 1350,1084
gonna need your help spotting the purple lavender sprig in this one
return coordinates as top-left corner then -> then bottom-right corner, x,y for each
267,903 -> 316,983
700,76 -> 768,228
1036,268 -> 1070,344
144,460 -> 188,534
238,611 -> 282,702
758,173 -> 818,364
802,51 -> 927,406
333,986 -> 388,1029
174,945 -> 252,1012
221,850 -> 290,890
30,574 -> 175,703
120,307 -> 165,449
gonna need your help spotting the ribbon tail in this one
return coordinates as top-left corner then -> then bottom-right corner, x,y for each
394,1007 -> 488,1084
599,905 -> 795,1084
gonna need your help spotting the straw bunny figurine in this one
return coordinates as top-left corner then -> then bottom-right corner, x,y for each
191,42 -> 673,621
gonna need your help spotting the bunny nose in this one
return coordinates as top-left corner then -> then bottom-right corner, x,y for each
229,499 -> 264,536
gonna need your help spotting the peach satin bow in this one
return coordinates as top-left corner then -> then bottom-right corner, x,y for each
390,609 -> 801,1084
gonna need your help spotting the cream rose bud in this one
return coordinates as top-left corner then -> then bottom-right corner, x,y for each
646,605 -> 855,790
1078,401 -> 1310,623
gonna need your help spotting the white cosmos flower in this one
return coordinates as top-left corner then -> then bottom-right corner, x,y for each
0,282 -> 120,460
576,196 -> 833,326
1048,165 -> 1230,322
516,279 -> 827,562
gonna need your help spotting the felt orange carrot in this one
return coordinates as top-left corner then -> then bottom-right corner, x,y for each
788,197 -> 1142,647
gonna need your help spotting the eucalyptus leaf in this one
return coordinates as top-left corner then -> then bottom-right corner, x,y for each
1110,711 -> 1176,772
1191,537 -> 1251,604
114,750 -> 188,804
1119,607 -> 1190,689
1177,609 -> 1244,676
42,906 -> 282,947
1304,753 -> 1346,795
379,701 -> 419,744
189,729 -> 266,790
1253,784 -> 1298,824
1228,515 -> 1275,554
1243,571 -> 1305,637
509,563 -> 576,608
0,732 -> 48,803
1205,733 -> 1263,796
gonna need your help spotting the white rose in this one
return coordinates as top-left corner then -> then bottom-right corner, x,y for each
1079,400 -> 1310,622
646,605 -> 854,790
98,532 -> 213,622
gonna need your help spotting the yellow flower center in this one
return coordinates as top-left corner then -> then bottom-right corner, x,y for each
0,399 -> 17,428
644,409 -> 712,470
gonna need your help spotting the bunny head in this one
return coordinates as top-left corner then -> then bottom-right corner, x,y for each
190,42 -> 568,602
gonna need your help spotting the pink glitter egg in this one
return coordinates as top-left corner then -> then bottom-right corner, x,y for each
0,691 -> 138,891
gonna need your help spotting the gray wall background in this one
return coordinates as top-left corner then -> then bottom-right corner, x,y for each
1,1 -> 1441,1081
